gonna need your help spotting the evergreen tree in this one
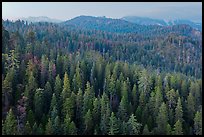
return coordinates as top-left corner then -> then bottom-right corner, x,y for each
142,124 -> 151,135
156,102 -> 168,135
83,82 -> 94,115
187,93 -> 195,123
173,120 -> 183,135
69,121 -> 77,135
108,112 -> 119,135
131,84 -> 138,109
24,121 -> 32,135
83,109 -> 93,134
61,72 -> 71,100
34,88 -> 44,122
75,88 -> 83,132
194,111 -> 202,135
63,113 -> 71,134
3,109 -> 17,135
53,116 -> 61,135
54,74 -> 62,99
117,96 -> 128,121
175,97 -> 183,123
43,81 -> 52,114
166,123 -> 172,135
127,114 -> 142,135
45,118 -> 53,135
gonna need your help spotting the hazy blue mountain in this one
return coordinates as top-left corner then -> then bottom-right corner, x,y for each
62,15 -> 200,38
62,15 -> 146,33
122,16 -> 202,31
167,19 -> 202,31
121,16 -> 167,26
20,16 -> 62,23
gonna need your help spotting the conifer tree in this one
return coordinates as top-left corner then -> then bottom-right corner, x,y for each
173,120 -> 183,135
194,111 -> 202,135
108,112 -> 119,135
127,114 -> 142,135
175,97 -> 183,123
3,109 -> 17,135
156,102 -> 168,135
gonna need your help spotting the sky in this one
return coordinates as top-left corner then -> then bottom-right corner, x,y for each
2,2 -> 202,22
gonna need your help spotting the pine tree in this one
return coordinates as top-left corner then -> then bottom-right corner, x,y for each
63,113 -> 71,134
50,93 -> 57,114
54,74 -> 62,99
142,124 -> 151,135
83,81 -> 94,115
121,81 -> 128,107
187,93 -> 195,123
62,93 -> 75,120
32,122 -> 38,135
117,96 -> 128,121
24,121 -> 32,135
173,120 -> 183,135
53,116 -> 61,135
131,84 -> 138,109
100,92 -> 110,135
61,72 -> 71,100
108,112 -> 119,135
154,86 -> 163,119
92,97 -> 100,128
75,88 -> 83,132
34,88 -> 44,122
26,110 -> 34,128
43,81 -> 52,114
73,62 -> 82,92
166,89 -> 177,109
139,90 -> 146,107
24,71 -> 37,110
175,97 -> 183,123
156,102 -> 168,135
166,123 -> 172,135
45,118 -> 53,135
127,114 -> 142,135
194,111 -> 202,135
69,121 -> 77,135
83,109 -> 93,134
3,109 -> 17,135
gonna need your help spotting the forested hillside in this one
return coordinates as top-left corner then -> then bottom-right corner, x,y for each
2,18 -> 202,135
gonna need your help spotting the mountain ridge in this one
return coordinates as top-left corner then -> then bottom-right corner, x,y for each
121,16 -> 202,31
19,16 -> 62,23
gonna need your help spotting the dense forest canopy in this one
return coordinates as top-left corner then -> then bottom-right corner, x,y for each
2,17 -> 202,135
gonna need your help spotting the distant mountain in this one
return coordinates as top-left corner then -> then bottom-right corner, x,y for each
20,16 -> 62,23
121,16 -> 167,26
122,16 -> 202,31
62,15 -> 145,33
167,19 -> 202,31
62,15 -> 199,38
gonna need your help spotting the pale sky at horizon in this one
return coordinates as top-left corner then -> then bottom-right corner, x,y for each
2,2 -> 202,22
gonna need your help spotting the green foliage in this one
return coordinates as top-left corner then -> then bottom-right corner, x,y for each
3,109 -> 17,135
127,114 -> 142,135
156,102 -> 168,135
173,120 -> 183,135
143,124 -> 151,135
45,118 -> 53,135
175,97 -> 183,123
194,111 -> 202,135
34,88 -> 44,122
108,112 -> 119,135
61,72 -> 71,100
2,20 -> 202,135
83,109 -> 93,134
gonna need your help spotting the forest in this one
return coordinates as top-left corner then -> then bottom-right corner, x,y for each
2,18 -> 202,135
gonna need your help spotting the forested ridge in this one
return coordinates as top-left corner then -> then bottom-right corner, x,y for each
2,18 -> 202,135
